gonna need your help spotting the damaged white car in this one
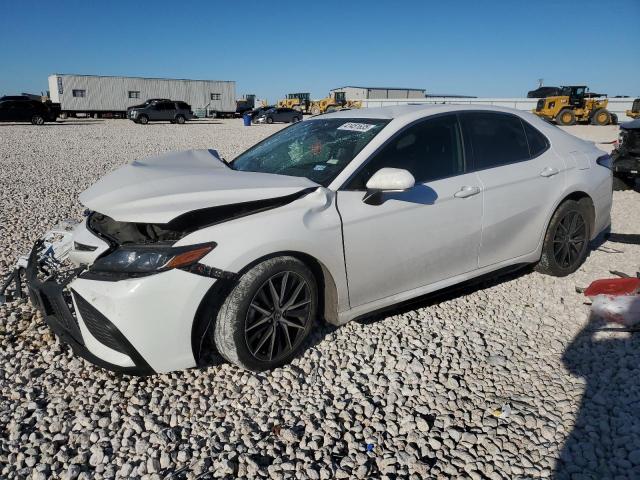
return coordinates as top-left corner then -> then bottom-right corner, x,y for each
9,105 -> 613,374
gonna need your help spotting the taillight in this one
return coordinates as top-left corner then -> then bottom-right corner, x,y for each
596,154 -> 613,169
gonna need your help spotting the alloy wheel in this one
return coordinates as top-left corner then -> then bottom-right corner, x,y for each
552,211 -> 587,269
244,271 -> 311,362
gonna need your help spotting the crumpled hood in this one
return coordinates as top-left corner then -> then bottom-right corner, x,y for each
80,149 -> 319,223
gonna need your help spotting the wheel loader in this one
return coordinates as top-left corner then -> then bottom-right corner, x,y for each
533,86 -> 616,126
626,98 -> 640,120
309,91 -> 362,115
277,93 -> 311,112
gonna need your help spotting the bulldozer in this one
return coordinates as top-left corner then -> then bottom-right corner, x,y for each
309,91 -> 362,115
626,98 -> 640,120
533,86 -> 616,126
277,93 -> 311,112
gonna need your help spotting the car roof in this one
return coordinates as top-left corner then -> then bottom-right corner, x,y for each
319,103 -> 536,121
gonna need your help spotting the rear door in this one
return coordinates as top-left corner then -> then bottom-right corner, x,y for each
337,114 -> 483,307
460,112 -> 566,267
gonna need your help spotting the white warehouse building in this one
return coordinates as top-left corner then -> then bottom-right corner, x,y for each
329,86 -> 426,101
48,74 -> 236,118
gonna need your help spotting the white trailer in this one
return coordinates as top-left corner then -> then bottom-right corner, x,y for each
48,74 -> 236,119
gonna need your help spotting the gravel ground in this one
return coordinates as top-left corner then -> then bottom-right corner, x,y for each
1,119 -> 639,479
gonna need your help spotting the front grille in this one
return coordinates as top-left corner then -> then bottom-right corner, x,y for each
74,292 -> 126,353
536,99 -> 545,112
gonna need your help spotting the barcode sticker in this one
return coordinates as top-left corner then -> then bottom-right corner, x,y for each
337,122 -> 376,132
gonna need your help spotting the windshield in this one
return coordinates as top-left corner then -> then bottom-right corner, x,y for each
230,118 -> 389,186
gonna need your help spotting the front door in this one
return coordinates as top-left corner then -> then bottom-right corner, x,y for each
337,114 -> 483,308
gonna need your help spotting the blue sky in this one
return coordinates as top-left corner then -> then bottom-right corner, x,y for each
2,0 -> 638,100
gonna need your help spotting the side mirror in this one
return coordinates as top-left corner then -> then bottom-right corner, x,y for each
363,168 -> 415,205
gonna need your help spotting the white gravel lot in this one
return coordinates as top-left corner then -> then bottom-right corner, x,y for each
1,119 -> 639,479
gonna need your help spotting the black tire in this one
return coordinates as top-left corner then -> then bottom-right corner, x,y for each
266,116 -> 274,124
613,175 -> 634,191
556,109 -> 576,126
536,199 -> 591,277
214,256 -> 318,371
591,108 -> 611,126
292,116 -> 301,123
31,115 -> 45,125
175,115 -> 185,124
138,115 -> 149,125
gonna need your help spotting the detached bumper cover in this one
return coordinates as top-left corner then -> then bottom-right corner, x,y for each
26,242 -> 154,375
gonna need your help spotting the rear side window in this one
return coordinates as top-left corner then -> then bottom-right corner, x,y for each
176,102 -> 190,110
348,114 -> 464,188
522,121 -> 549,157
461,112 -> 529,169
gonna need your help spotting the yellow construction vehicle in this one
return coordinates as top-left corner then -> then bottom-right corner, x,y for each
309,91 -> 362,115
533,86 -> 615,126
626,98 -> 640,119
277,93 -> 311,112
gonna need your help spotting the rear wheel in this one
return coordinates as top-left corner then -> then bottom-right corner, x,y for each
591,108 -> 611,126
175,115 -> 185,124
556,109 -> 576,126
138,115 -> 149,125
536,199 -> 591,276
214,256 -> 317,371
310,106 -> 321,115
31,115 -> 45,125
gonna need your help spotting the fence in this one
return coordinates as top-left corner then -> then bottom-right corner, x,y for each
358,97 -> 636,122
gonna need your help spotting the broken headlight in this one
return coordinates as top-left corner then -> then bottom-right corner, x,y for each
90,243 -> 215,274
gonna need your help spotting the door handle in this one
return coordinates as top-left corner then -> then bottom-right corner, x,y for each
540,167 -> 559,177
454,186 -> 481,198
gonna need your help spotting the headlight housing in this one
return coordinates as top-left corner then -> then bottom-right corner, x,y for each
90,243 -> 215,275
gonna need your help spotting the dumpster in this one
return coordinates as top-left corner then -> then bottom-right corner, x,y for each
243,114 -> 251,126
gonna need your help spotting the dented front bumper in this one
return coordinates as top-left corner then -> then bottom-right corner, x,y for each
26,240 -> 155,375
27,221 -> 218,375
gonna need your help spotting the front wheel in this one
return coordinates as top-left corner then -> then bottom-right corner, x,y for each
591,108 -> 611,126
138,115 -> 149,125
556,109 -> 576,126
214,256 -> 317,371
535,199 -> 591,277
292,116 -> 301,123
266,117 -> 274,124
31,115 -> 45,125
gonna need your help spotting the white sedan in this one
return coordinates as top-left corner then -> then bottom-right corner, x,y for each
25,105 -> 613,374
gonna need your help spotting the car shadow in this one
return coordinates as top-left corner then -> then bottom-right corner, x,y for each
139,121 -> 224,125
555,314 -> 640,479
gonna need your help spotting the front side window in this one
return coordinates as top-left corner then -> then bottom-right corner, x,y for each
231,118 -> 389,186
348,114 -> 464,189
461,112 -> 529,169
72,89 -> 86,98
128,90 -> 140,99
210,93 -> 221,100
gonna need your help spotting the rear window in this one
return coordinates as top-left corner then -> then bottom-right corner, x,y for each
461,112 -> 530,169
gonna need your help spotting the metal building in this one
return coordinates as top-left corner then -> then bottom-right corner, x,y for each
48,74 -> 236,117
329,86 -> 425,101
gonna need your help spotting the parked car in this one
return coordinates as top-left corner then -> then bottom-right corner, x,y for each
128,100 -> 195,124
26,105 -> 612,374
611,119 -> 640,190
0,99 -> 59,124
254,107 -> 302,124
126,98 -> 171,112
249,105 -> 275,121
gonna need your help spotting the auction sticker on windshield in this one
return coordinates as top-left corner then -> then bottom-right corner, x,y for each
337,122 -> 377,132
